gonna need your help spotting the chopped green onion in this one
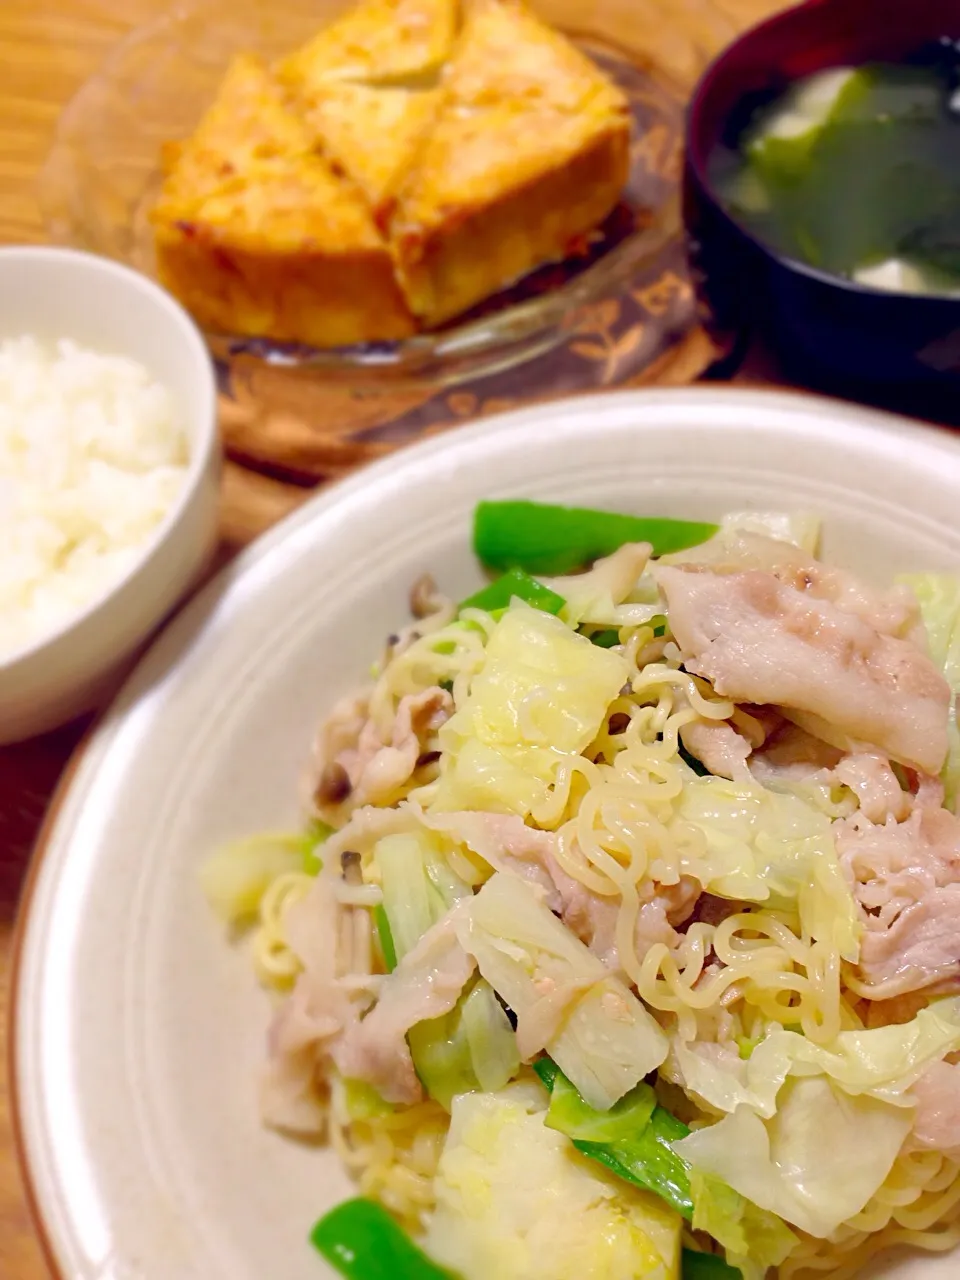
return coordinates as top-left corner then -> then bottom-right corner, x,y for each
311,1198 -> 458,1279
459,567 -> 565,616
374,904 -> 398,973
474,500 -> 718,575
682,1248 -> 742,1279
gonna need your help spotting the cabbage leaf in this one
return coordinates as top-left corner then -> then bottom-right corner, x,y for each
200,830 -> 317,926
376,829 -> 471,961
543,1067 -> 656,1142
461,979 -> 521,1094
423,1082 -> 683,1280
669,778 -> 860,961
376,831 -> 518,1108
430,603 -> 628,818
673,1076 -> 913,1237
536,1057 -> 794,1274
720,511 -> 820,553
408,997 -> 481,1112
672,1038 -> 791,1121
690,1171 -> 797,1280
407,975 -> 520,1111
774,997 -> 960,1103
660,515 -> 820,568
456,872 -> 667,1109
675,997 -> 960,1119
541,543 -> 660,628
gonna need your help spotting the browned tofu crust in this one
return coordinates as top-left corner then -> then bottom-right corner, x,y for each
151,0 -> 631,346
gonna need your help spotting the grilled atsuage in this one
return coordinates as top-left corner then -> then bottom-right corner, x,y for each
151,0 -> 631,346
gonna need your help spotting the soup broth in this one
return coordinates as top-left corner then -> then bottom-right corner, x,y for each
711,40 -> 960,296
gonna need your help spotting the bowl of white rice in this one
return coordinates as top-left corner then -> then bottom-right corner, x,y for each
0,245 -> 219,744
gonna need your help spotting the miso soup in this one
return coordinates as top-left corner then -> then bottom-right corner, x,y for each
711,40 -> 960,296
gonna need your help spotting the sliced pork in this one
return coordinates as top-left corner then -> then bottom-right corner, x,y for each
680,718 -> 752,781
666,532 -> 922,640
750,721 -> 844,790
421,809 -> 561,904
337,913 -> 476,1105
634,877 -> 702,958
837,807 -> 960,997
655,564 -> 949,775
835,753 -> 911,824
263,867 -> 475,1123
325,686 -> 453,811
423,808 -> 699,970
909,1060 -> 960,1158
260,872 -> 368,1134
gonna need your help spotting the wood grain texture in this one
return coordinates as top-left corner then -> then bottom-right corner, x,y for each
0,1 -> 791,1275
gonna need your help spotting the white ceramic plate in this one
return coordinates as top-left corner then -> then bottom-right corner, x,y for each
13,388 -> 960,1280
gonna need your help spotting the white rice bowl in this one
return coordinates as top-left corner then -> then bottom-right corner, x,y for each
0,335 -> 189,659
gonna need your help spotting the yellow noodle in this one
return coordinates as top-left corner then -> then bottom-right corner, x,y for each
252,931 -> 302,989
251,871 -> 314,990
445,841 -> 494,887
842,965 -> 925,1002
632,664 -> 735,721
369,611 -> 490,733
782,1152 -> 960,1279
260,607 -> 960,1276
330,1100 -> 450,1231
552,819 -> 620,896
530,754 -> 603,831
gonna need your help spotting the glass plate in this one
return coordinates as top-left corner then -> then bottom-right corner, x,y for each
40,0 -> 728,387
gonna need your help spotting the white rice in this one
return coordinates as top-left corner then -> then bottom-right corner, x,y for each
0,336 -> 189,660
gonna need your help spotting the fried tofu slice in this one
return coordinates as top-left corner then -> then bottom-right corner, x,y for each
392,101 -> 630,325
278,0 -> 457,219
152,54 -> 415,346
157,52 -> 312,195
390,0 -> 631,325
445,0 -> 622,112
153,0 -> 631,345
277,0 -> 458,86
291,81 -> 442,223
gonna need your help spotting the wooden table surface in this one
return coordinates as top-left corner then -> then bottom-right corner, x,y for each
0,0 -> 793,1274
